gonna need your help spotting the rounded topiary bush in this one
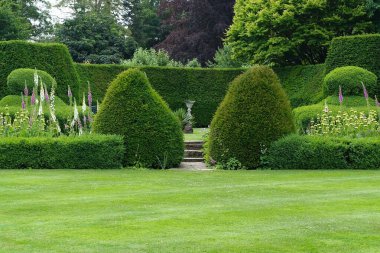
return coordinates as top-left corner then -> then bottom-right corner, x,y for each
93,69 -> 184,168
208,65 -> 295,168
7,68 -> 57,95
323,66 -> 378,97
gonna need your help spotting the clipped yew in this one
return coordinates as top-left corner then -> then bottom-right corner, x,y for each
93,69 -> 184,168
209,66 -> 295,168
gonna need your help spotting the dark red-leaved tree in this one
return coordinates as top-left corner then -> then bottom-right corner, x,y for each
156,0 -> 235,65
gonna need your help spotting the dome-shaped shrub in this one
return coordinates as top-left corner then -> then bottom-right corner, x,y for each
323,66 -> 378,97
7,68 -> 57,95
93,69 -> 184,168
208,66 -> 295,168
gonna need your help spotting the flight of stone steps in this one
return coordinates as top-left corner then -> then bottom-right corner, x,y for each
183,141 -> 204,163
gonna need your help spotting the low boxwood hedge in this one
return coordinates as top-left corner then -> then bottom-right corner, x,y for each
0,135 -> 124,169
266,135 -> 380,169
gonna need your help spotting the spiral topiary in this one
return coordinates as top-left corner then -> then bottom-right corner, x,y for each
7,68 -> 57,95
323,66 -> 378,97
208,65 -> 295,168
93,68 -> 184,168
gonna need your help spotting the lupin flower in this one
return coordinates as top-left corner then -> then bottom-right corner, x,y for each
72,98 -> 79,127
82,93 -> 87,113
338,85 -> 343,105
97,100 -> 100,112
362,82 -> 369,100
40,82 -> 45,103
68,85 -> 73,106
376,95 -> 380,107
88,113 -> 92,122
24,82 -> 28,97
31,89 -> 36,105
88,81 -> 92,107
324,100 -> 329,113
44,84 -> 49,102
33,69 -> 38,87
21,93 -> 26,110
38,99 -> 43,116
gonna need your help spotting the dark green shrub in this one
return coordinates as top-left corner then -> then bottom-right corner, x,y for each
325,34 -> 380,78
0,40 -> 80,99
323,66 -> 378,96
267,135 -> 380,169
349,138 -> 380,169
208,66 -> 295,168
93,69 -> 184,168
0,135 -> 124,169
7,68 -> 57,95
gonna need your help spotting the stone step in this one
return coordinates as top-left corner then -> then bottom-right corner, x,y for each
183,158 -> 204,163
184,150 -> 203,158
185,141 -> 203,150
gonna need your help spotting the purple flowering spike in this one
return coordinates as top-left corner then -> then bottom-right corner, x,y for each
88,113 -> 92,122
362,82 -> 369,100
44,85 -> 49,102
87,82 -> 92,107
68,85 -> 72,98
338,85 -> 343,105
21,93 -> 26,110
24,83 -> 28,97
376,95 -> 380,107
31,89 -> 36,105
83,115 -> 87,124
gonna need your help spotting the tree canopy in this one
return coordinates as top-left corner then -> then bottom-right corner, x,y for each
55,12 -> 137,63
155,0 -> 235,65
226,0 -> 379,66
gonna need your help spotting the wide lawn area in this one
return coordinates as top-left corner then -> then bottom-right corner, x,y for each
1,169 -> 380,253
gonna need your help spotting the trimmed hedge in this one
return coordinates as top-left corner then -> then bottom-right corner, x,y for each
76,64 -> 244,127
274,64 -> 325,107
325,34 -> 380,78
323,66 -> 378,97
0,40 -> 80,100
0,135 -> 124,169
267,135 -> 380,169
208,66 -> 295,168
76,63 -> 326,126
7,68 -> 57,95
93,69 -> 184,168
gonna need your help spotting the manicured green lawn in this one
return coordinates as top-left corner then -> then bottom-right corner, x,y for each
1,169 -> 380,253
184,127 -> 208,141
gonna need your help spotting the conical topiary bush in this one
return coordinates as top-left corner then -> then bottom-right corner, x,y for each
93,69 -> 184,168
208,65 -> 295,168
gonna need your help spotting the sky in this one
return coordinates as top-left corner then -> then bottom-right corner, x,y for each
45,0 -> 73,23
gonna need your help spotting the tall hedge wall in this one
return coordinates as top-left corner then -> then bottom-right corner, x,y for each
76,64 -> 244,126
325,34 -> 380,78
76,64 -> 325,126
0,41 -> 81,100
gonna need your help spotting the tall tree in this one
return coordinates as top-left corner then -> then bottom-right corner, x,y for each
155,0 -> 235,65
56,12 -> 137,63
0,0 -> 52,40
56,0 -> 123,16
226,0 -> 379,66
123,0 -> 163,48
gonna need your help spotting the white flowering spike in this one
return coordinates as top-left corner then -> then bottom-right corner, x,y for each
38,100 -> 43,116
82,93 -> 86,113
40,81 -> 45,102
34,69 -> 38,87
73,99 -> 79,121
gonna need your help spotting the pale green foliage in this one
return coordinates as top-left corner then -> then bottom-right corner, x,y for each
226,0 -> 378,66
123,48 -> 200,68
309,107 -> 380,138
207,45 -> 247,68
